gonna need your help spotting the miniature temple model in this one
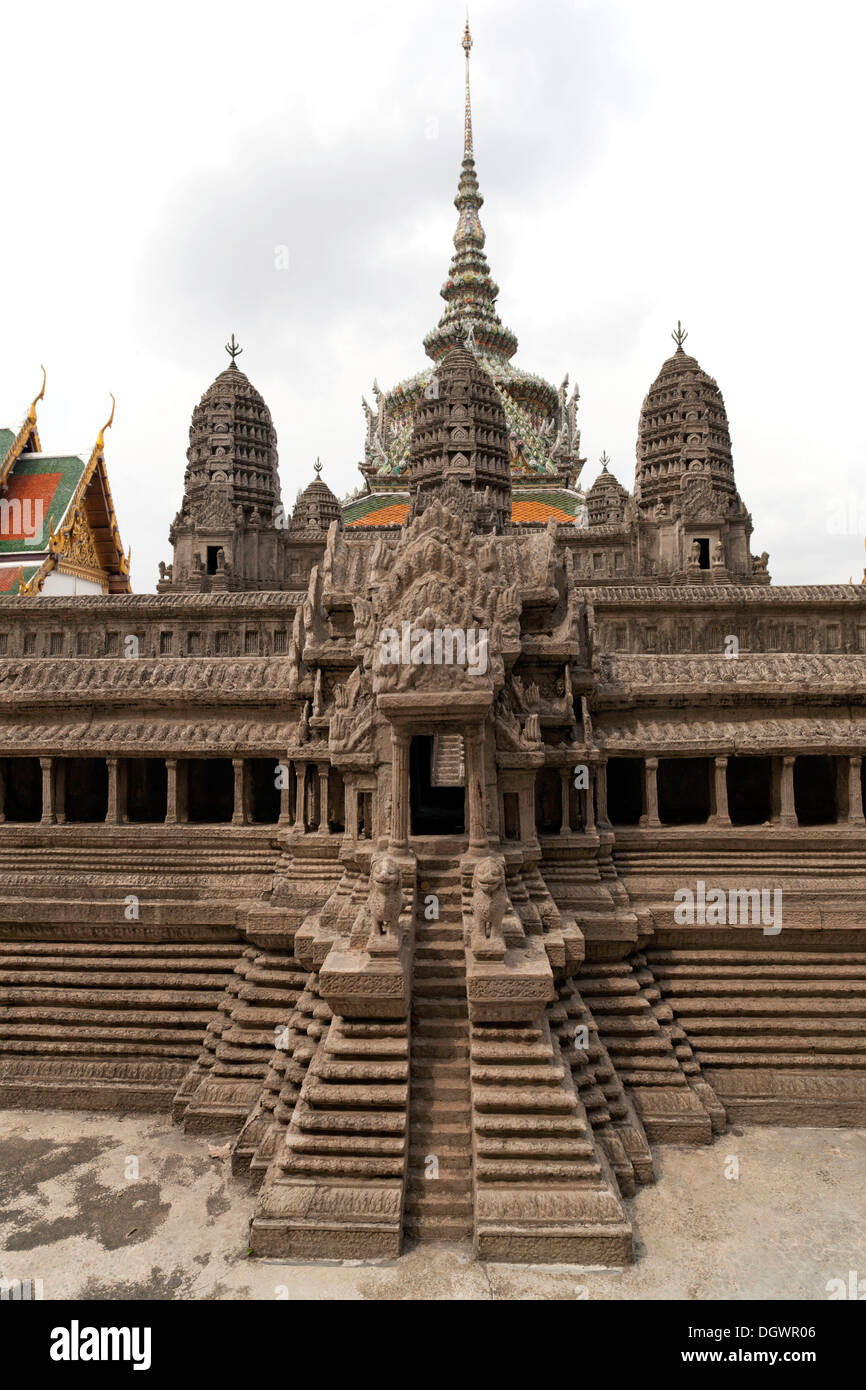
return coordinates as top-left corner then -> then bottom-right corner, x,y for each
0,23 -> 864,1266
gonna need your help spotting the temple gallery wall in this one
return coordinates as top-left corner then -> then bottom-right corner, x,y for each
1,21 -> 864,1267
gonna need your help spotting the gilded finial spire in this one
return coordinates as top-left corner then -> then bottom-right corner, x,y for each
225,334 -> 243,367
462,14 -> 473,159
96,394 -> 116,453
423,18 -> 518,367
27,365 -> 47,425
672,320 -> 688,352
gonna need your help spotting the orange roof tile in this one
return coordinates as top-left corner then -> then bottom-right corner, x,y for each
347,502 -> 409,528
511,499 -> 577,524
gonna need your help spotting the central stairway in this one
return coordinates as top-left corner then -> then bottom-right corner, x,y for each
430,734 -> 465,788
405,854 -> 473,1244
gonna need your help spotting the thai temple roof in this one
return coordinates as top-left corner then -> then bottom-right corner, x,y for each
0,371 -> 130,596
348,21 -> 587,531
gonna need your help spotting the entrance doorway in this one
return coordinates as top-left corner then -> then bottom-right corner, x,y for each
410,735 -> 465,836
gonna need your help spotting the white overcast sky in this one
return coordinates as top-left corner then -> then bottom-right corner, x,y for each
2,0 -> 864,589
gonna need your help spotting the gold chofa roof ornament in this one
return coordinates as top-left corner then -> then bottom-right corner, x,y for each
27,365 -> 47,425
96,394 -> 115,454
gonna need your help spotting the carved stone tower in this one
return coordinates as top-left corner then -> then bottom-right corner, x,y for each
407,345 -> 512,533
162,343 -> 290,592
635,325 -> 759,582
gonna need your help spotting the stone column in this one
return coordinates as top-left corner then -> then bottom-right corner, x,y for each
559,769 -> 572,835
344,774 -> 358,840
40,757 -> 56,826
585,765 -> 596,833
848,756 -> 864,824
519,779 -> 536,844
278,758 -> 291,825
643,757 -> 661,828
232,759 -> 246,826
391,730 -> 409,850
712,756 -> 730,826
106,757 -> 122,825
596,757 -> 611,830
54,759 -> 66,824
294,761 -> 307,831
317,764 -> 330,835
165,758 -> 178,825
465,724 -> 487,852
779,754 -> 797,828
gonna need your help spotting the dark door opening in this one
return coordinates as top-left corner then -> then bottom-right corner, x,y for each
606,758 -> 643,825
658,757 -> 711,825
206,546 -> 221,576
410,735 -> 464,836
794,755 -> 837,825
727,756 -> 772,825
693,537 -> 710,569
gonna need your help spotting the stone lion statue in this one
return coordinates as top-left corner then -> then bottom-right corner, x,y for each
358,855 -> 404,948
471,856 -> 507,956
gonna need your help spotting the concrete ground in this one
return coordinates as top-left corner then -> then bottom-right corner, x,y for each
0,1110 -> 863,1300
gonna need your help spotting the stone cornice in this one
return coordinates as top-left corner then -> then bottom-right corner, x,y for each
586,584 -> 866,606
0,657 -> 299,706
596,708 -> 866,755
597,653 -> 866,703
0,591 -> 305,615
0,715 -> 296,755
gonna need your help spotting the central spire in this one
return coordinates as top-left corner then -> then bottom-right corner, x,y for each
462,17 -> 473,158
423,20 -> 518,368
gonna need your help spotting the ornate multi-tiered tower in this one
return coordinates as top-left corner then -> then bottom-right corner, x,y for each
161,344 -> 343,593
407,345 -> 512,531
346,20 -> 585,531
630,323 -> 755,582
164,344 -> 288,591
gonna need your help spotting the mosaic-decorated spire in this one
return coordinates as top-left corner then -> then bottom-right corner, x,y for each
423,21 -> 518,367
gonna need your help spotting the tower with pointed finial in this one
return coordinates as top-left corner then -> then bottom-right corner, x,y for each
423,19 -> 518,369
635,326 -> 757,580
346,20 -> 586,528
163,342 -> 294,592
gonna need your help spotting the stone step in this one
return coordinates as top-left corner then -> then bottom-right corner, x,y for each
411,1058 -> 470,1078
293,1108 -> 406,1136
409,1097 -> 470,1123
474,1118 -> 590,1144
303,1083 -> 407,1109
403,1215 -> 473,1241
407,1172 -> 471,1194
413,1000 -> 469,1020
314,1059 -> 408,1084
283,1153 -> 405,1179
470,1063 -> 565,1087
475,1158 -> 599,1182
404,1187 -> 472,1215
476,1134 -> 594,1159
285,1132 -> 405,1157
470,1041 -> 552,1064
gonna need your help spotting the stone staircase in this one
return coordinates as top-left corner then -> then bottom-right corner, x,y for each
0,939 -> 238,1110
430,734 -> 465,788
646,946 -> 866,1125
405,856 -> 473,1244
173,946 -> 309,1135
